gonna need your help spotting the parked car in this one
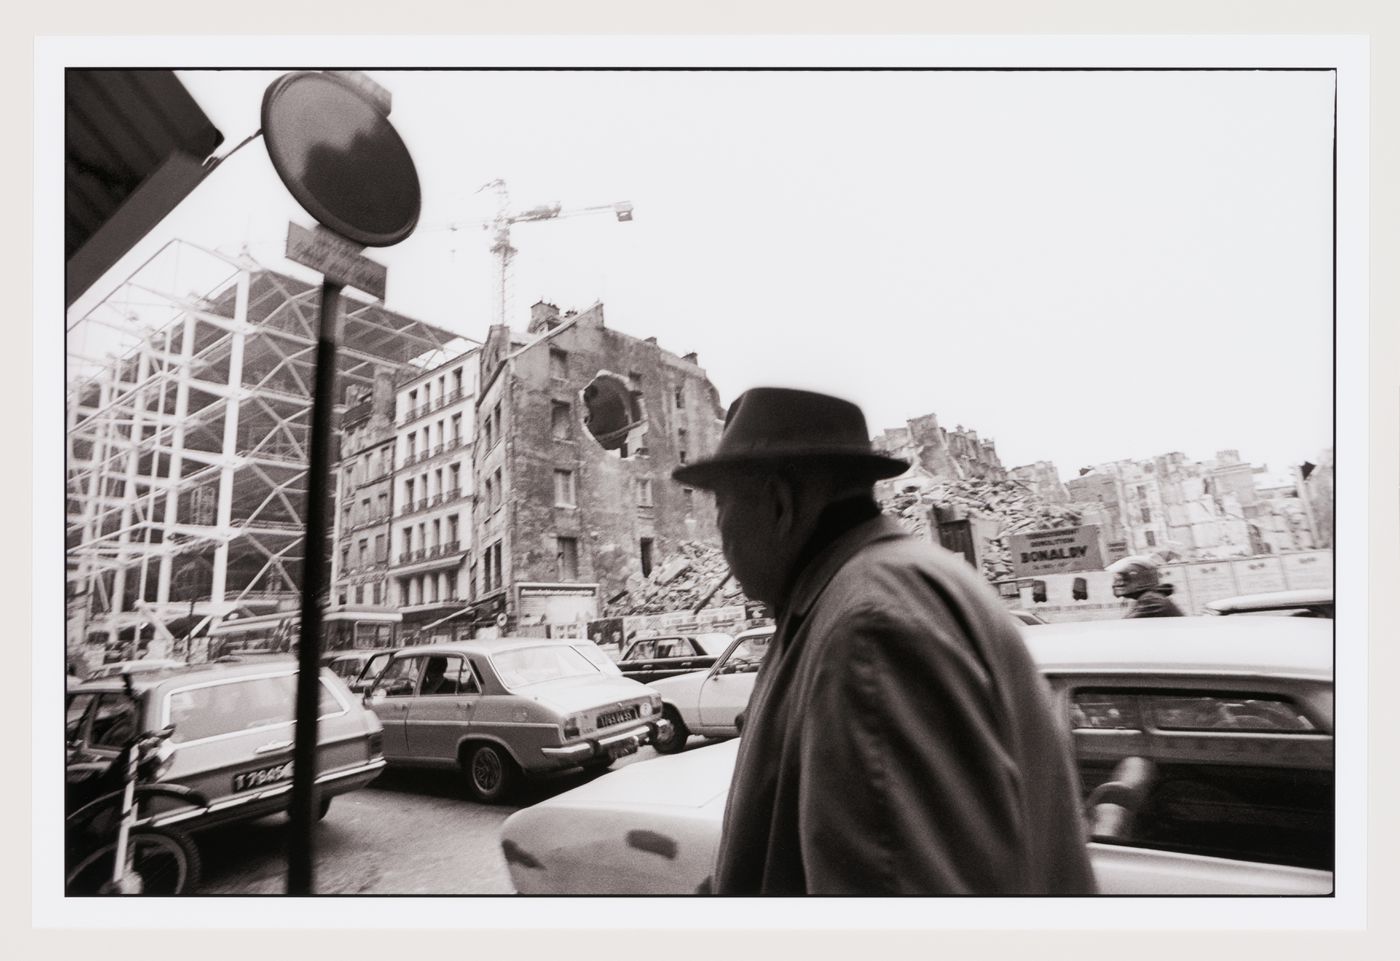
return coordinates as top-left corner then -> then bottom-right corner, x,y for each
615,633 -> 733,684
502,616 -> 1334,895
362,637 -> 668,803
86,658 -> 187,680
646,627 -> 774,753
1204,588 -> 1333,618
65,659 -> 386,835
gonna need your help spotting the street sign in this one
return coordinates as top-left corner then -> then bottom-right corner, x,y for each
262,71 -> 421,247
285,223 -> 388,300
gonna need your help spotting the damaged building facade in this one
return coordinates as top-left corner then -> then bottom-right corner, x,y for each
468,301 -> 726,638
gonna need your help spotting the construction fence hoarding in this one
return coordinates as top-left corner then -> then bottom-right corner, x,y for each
998,549 -> 1332,620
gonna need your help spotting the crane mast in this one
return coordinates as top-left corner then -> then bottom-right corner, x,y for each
476,178 -> 633,329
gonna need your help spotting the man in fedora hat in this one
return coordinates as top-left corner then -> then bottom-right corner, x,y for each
675,387 -> 1094,895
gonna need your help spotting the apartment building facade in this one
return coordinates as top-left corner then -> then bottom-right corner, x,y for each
389,350 -> 479,643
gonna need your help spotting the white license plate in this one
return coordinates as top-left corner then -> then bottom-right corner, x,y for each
233,759 -> 294,792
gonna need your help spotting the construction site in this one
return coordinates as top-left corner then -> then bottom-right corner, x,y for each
65,240 -> 468,663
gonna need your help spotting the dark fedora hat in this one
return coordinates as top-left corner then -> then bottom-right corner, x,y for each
672,387 -> 909,489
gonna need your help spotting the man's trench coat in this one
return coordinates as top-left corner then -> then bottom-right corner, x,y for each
712,516 -> 1097,895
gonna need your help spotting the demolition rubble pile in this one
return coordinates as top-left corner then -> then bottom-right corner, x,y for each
879,478 -> 1083,582
602,540 -> 750,618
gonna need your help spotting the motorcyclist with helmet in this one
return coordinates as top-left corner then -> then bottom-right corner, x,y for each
1107,554 -> 1184,618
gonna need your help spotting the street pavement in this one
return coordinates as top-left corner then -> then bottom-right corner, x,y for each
196,746 -> 663,895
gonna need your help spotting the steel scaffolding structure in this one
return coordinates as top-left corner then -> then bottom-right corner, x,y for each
66,240 -> 466,658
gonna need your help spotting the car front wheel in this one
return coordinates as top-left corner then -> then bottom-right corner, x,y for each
463,743 -> 519,803
653,704 -> 689,754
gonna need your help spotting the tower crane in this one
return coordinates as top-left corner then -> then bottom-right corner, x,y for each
473,178 -> 634,328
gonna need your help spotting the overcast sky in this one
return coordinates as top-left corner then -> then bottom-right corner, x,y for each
73,66 -> 1336,480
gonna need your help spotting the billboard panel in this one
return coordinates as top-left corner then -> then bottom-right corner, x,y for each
1008,525 -> 1107,577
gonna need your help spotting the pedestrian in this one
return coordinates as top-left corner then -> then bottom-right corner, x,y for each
1106,555 -> 1184,618
673,387 -> 1096,895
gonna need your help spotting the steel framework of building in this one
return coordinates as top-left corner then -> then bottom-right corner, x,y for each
66,240 -> 465,658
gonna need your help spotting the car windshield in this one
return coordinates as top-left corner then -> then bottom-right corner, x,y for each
721,633 -> 773,674
164,674 -> 340,743
492,645 -> 600,688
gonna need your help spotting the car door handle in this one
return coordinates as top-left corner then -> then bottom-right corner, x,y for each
254,739 -> 294,755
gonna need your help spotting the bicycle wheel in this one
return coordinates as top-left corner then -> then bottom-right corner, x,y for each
66,826 -> 201,895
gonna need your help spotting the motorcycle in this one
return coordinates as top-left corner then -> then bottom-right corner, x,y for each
65,676 -> 208,895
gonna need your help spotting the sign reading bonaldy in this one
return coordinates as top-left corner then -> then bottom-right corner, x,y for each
260,70 -> 421,897
1007,525 -> 1107,577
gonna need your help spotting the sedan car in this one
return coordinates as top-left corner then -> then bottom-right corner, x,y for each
646,627 -> 774,753
66,659 -> 386,833
363,637 -> 668,803
616,633 -> 732,684
502,616 -> 1333,895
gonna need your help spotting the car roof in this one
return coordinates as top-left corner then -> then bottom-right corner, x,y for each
390,636 -> 594,659
1204,589 -> 1334,613
68,657 -> 308,694
1021,616 -> 1332,680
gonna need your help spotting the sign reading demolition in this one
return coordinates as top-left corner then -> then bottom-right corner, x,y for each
1008,525 -> 1107,577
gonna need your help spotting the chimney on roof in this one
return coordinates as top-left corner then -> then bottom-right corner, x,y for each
528,301 -> 562,334
682,351 -> 699,365
644,336 -> 658,345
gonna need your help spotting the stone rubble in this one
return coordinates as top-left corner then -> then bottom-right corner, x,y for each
880,476 -> 1083,581
603,478 -> 1082,617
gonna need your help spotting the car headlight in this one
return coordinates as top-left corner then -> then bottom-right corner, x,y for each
639,701 -> 654,717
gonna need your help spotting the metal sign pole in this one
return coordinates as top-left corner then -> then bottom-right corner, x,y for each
288,278 -> 343,894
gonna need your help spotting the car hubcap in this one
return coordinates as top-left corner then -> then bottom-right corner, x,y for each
474,751 -> 501,791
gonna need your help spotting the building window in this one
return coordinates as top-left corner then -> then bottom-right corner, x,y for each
372,582 -> 381,605
447,514 -> 459,546
359,538 -> 369,566
487,543 -> 504,593
636,477 -> 654,508
549,348 -> 569,381
448,463 -> 461,497
1145,530 -> 1157,547
450,413 -> 462,445
1141,506 -> 1152,523
682,487 -> 694,515
492,404 -> 502,445
483,547 -> 493,593
674,387 -> 685,409
677,428 -> 688,464
557,536 -> 579,581
640,537 -> 654,578
1137,485 -> 1147,499
341,546 -> 350,573
484,476 -> 494,512
374,534 -> 386,563
453,367 -> 463,395
554,469 -> 577,507
551,400 -> 572,440
493,468 -> 503,510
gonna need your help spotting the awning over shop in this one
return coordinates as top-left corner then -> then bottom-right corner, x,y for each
66,69 -> 225,306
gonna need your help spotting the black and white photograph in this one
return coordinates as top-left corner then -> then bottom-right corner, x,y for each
35,32 -> 1370,934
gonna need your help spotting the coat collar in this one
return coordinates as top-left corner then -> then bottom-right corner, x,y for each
785,515 -> 909,619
